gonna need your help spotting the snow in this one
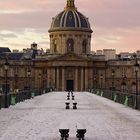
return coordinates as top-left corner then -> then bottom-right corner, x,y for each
0,92 -> 140,140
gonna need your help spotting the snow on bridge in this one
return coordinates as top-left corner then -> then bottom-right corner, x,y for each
0,92 -> 140,140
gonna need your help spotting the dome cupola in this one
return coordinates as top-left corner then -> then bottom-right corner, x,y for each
48,0 -> 93,55
49,0 -> 92,33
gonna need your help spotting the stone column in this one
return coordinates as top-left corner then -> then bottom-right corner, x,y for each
62,67 -> 65,91
57,67 -> 59,91
52,67 -> 55,89
81,67 -> 84,91
85,67 -> 88,90
75,67 -> 78,91
47,68 -> 50,88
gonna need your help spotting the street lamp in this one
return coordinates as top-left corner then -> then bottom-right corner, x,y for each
27,69 -> 31,98
134,55 -> 139,109
111,70 -> 115,100
100,74 -> 103,89
38,73 -> 41,94
4,59 -> 10,108
93,77 -> 96,89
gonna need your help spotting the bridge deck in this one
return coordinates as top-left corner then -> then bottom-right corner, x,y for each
0,92 -> 140,140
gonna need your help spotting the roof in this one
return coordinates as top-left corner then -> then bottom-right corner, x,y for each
49,0 -> 92,33
0,47 -> 11,53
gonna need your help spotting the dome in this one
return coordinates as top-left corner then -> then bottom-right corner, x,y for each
49,0 -> 92,33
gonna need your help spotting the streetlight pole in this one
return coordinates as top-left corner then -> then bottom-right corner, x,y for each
38,73 -> 41,94
27,69 -> 31,98
100,74 -> 103,89
111,70 -> 115,100
4,58 -> 9,108
134,54 -> 139,109
93,77 -> 96,89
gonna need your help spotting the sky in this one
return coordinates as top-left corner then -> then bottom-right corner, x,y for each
0,0 -> 140,53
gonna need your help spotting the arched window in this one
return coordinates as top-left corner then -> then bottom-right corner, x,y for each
82,40 -> 87,53
67,38 -> 74,52
53,39 -> 57,53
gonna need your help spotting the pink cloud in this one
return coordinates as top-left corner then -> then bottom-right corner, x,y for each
0,0 -> 140,52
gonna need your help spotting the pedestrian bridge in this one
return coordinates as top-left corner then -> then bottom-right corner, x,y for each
0,92 -> 140,140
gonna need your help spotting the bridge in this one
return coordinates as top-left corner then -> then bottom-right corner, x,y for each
0,91 -> 140,140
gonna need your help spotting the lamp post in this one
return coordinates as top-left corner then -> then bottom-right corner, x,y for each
4,58 -> 10,108
134,54 -> 139,109
27,69 -> 31,98
38,73 -> 42,94
100,74 -> 103,89
111,70 -> 115,100
93,77 -> 96,89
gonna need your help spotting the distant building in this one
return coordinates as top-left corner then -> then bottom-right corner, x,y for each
103,49 -> 116,60
137,50 -> 140,57
96,50 -> 103,55
0,47 -> 11,54
0,0 -> 139,94
12,49 -> 19,53
119,52 -> 131,59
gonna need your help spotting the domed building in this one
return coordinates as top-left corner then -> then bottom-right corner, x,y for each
33,0 -> 105,91
0,0 -> 140,99
48,0 -> 92,55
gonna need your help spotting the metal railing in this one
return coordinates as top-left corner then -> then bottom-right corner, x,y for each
0,88 -> 52,109
90,89 -> 140,110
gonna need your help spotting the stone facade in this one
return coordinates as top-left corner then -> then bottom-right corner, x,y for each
0,0 -> 139,93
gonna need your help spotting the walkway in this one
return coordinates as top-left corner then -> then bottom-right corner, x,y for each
0,92 -> 140,140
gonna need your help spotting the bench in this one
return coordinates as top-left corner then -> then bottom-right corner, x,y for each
76,123 -> 86,140
65,102 -> 70,109
72,95 -> 75,100
73,102 -> 77,109
67,95 -> 70,100
59,123 -> 69,140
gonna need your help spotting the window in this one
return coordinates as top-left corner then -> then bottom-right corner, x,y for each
132,83 -> 136,94
67,38 -> 74,52
120,67 -> 126,77
121,83 -> 126,92
53,39 -> 57,53
82,40 -> 87,53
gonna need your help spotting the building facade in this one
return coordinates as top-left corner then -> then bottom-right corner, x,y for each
0,0 -> 139,94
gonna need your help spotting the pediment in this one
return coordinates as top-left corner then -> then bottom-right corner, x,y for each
51,52 -> 89,61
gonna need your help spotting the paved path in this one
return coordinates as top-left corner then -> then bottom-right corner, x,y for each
0,92 -> 140,140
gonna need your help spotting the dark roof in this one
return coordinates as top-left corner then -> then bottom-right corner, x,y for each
49,9 -> 92,33
0,47 -> 11,53
9,53 -> 24,60
0,52 -> 24,60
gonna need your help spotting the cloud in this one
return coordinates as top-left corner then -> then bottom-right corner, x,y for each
0,0 -> 140,52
